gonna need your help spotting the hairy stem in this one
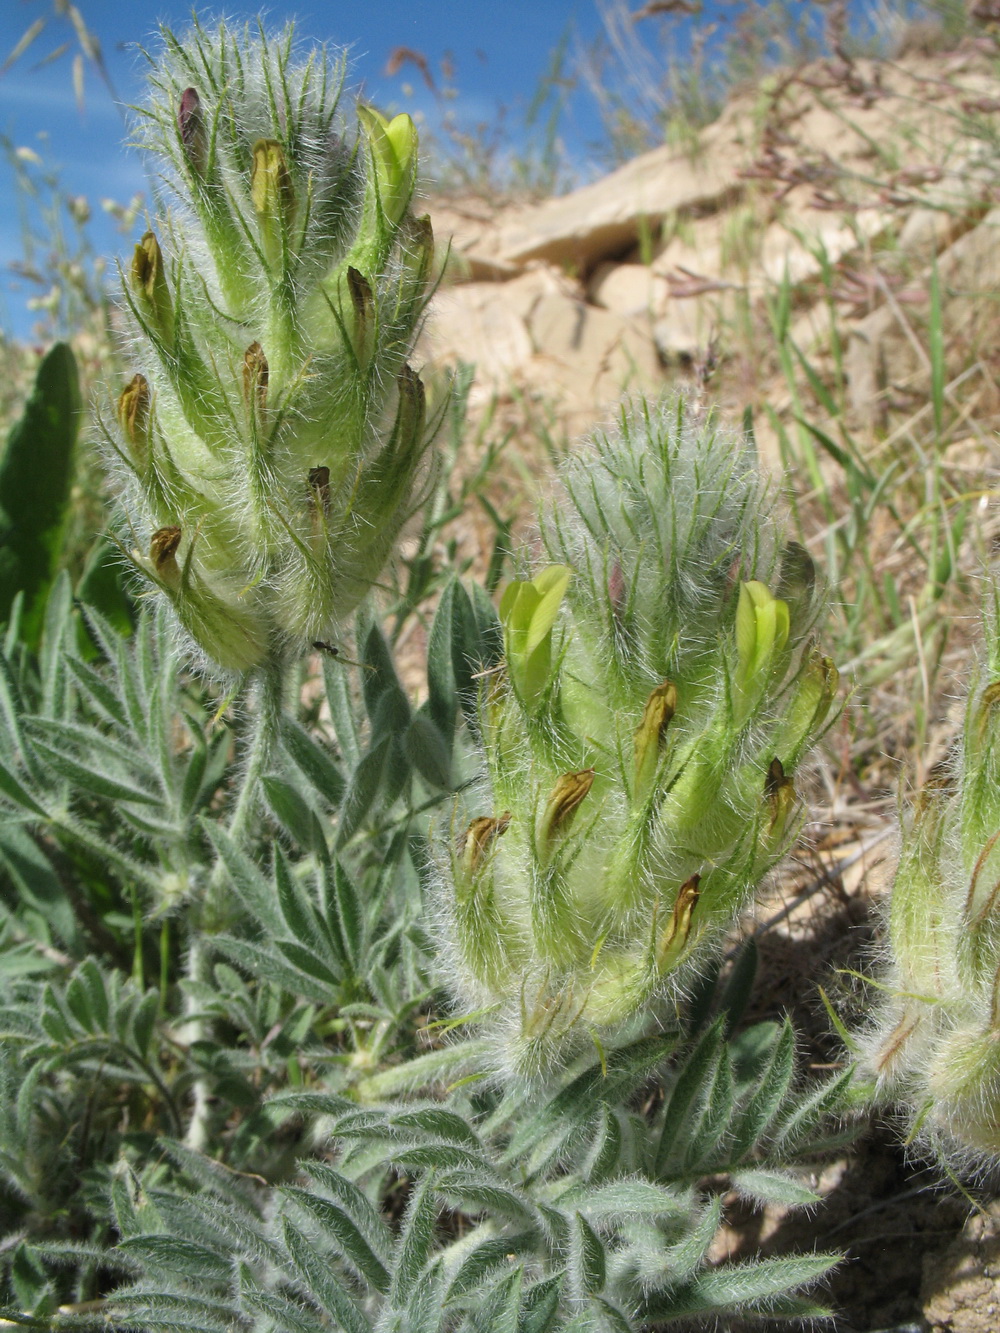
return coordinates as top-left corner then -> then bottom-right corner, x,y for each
184,657 -> 288,1150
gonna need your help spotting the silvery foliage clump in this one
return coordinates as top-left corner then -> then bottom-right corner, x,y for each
103,1021 -> 848,1332
442,399 -> 839,1080
104,18 -> 435,677
858,586 -> 1000,1165
0,460 -> 854,1330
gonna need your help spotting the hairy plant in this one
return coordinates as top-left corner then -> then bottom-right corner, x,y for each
0,19 -> 868,1333
99,1001 -> 851,1331
441,399 -> 839,1079
105,18 -> 436,679
857,584 -> 1000,1164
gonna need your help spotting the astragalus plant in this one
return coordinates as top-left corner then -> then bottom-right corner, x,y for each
443,399 -> 839,1080
107,18 -> 434,680
858,586 -> 1000,1165
0,21 -> 858,1333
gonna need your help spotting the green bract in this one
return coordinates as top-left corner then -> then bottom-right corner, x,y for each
104,20 -> 437,675
444,399 -> 838,1079
860,587 -> 1000,1163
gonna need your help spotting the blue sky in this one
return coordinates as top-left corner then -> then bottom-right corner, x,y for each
0,0 -> 616,337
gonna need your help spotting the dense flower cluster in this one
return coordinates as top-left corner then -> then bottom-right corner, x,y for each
444,399 -> 839,1078
860,588 -> 1000,1161
105,20 -> 436,674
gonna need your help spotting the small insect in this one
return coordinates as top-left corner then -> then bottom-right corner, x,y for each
311,641 -> 373,671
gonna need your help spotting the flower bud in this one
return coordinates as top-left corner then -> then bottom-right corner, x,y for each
131,231 -> 173,340
654,875 -> 701,974
242,341 -> 269,423
357,106 -> 418,228
177,86 -> 207,177
117,374 -> 151,464
633,681 -> 677,804
733,580 -> 790,723
251,138 -> 296,266
460,812 -> 511,880
537,769 -> 595,853
499,565 -> 572,707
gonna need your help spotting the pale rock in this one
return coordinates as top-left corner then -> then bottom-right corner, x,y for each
480,123 -> 746,272
427,282 -> 535,398
652,297 -> 717,360
497,263 -> 584,323
425,267 -> 662,433
423,196 -> 518,282
426,264 -> 578,393
652,214 -> 727,282
588,262 -> 667,319
526,292 -> 662,423
757,202 -> 891,287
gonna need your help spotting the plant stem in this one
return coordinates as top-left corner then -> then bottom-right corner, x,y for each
184,656 -> 287,1150
226,657 -> 288,850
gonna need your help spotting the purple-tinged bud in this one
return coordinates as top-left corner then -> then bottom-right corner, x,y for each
177,86 -> 207,176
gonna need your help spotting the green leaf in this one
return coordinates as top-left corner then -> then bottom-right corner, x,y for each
64,654 -> 130,729
282,1185 -> 391,1294
263,774 -> 324,850
29,738 -> 161,805
640,1252 -> 839,1319
568,1179 -> 689,1223
0,823 -> 77,947
390,1107 -> 482,1147
571,1212 -> 605,1296
76,533 -> 135,642
719,937 -> 758,1035
584,1104 -> 622,1185
281,1220 -> 370,1333
65,958 -> 110,1032
445,1233 -> 537,1300
323,653 -> 360,767
329,857 -> 364,972
467,1266 -> 521,1333
685,1035 -> 735,1174
653,1021 -> 724,1177
729,1168 -> 819,1207
769,1066 -> 856,1155
0,343 -> 81,647
404,709 -> 452,790
274,939 -> 341,988
519,1273 -> 563,1333
389,1174 -> 438,1307
362,621 -> 410,725
435,1170 -> 537,1229
426,577 -> 461,742
238,1281 -> 322,1333
296,1158 -> 393,1269
202,822 -> 284,937
266,1089 -> 356,1118
117,1235 -> 232,1284
280,716 -> 345,805
337,735 -> 391,844
507,1036 -> 675,1167
213,936 -> 334,1005
728,1021 -> 795,1161
40,570 -> 73,719
0,755 -> 47,815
